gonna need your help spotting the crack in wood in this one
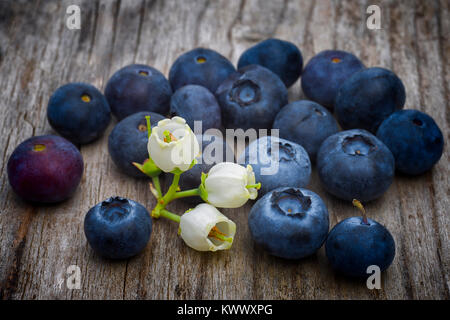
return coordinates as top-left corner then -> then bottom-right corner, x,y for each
0,206 -> 34,300
133,0 -> 146,62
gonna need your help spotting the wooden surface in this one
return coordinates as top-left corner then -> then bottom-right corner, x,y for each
0,0 -> 448,300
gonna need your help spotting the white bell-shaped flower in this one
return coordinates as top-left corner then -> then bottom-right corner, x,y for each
200,162 -> 259,208
179,203 -> 236,252
147,116 -> 199,173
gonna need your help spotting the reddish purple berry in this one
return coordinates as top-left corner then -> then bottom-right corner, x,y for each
7,135 -> 84,203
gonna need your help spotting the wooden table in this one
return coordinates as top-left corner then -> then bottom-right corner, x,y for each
0,0 -> 448,300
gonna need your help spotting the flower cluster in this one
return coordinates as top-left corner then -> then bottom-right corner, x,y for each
134,116 -> 260,252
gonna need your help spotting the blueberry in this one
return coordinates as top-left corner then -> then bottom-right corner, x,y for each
335,67 -> 406,133
105,64 -> 172,120
237,38 -> 303,88
7,135 -> 83,203
84,196 -> 152,259
317,129 -> 395,202
108,111 -> 165,178
216,65 -> 288,130
301,50 -> 364,111
376,109 -> 444,175
272,100 -> 339,162
326,216 -> 395,277
238,136 -> 311,196
249,187 -> 329,259
47,82 -> 111,144
169,48 -> 236,93
170,85 -> 222,132
179,133 -> 235,204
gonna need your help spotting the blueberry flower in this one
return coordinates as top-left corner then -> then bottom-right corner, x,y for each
200,162 -> 260,208
179,203 -> 236,251
147,116 -> 199,173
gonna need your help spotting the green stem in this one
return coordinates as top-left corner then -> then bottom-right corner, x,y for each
246,182 -> 261,190
163,173 -> 181,202
159,209 -> 181,223
152,173 -> 181,218
152,176 -> 162,198
163,130 -> 172,142
211,233 -> 233,243
145,115 -> 151,138
209,227 -> 233,243
172,188 -> 200,200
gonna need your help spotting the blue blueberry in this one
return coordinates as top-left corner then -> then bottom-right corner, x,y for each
216,65 -> 288,130
376,109 -> 444,175
179,133 -> 235,204
238,136 -> 311,196
170,85 -> 222,132
317,129 -> 395,202
108,111 -> 165,178
335,67 -> 406,133
326,216 -> 396,277
169,48 -> 236,94
249,187 -> 329,259
47,82 -> 111,144
7,135 -> 83,203
301,50 -> 364,111
84,196 -> 152,259
237,38 -> 303,88
272,100 -> 339,162
105,64 -> 172,120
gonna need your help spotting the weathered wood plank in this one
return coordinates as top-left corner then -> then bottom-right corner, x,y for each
0,0 -> 448,300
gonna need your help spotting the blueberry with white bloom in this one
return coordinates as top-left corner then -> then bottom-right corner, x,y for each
238,136 -> 311,197
249,187 -> 329,259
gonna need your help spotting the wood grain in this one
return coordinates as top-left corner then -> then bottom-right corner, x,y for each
0,0 -> 448,300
